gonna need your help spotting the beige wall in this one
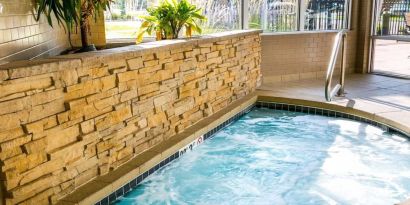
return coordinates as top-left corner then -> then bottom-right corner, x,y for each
70,12 -> 107,48
355,0 -> 374,73
0,31 -> 261,205
260,0 -> 368,83
0,0 -> 69,65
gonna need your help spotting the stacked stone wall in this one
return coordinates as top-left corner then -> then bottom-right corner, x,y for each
0,31 -> 262,205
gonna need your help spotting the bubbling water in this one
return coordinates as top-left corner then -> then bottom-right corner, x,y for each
116,108 -> 410,205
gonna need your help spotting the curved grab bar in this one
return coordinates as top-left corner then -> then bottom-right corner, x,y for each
325,29 -> 348,102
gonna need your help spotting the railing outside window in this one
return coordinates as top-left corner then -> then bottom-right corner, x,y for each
247,0 -> 350,32
304,0 -> 347,30
374,0 -> 410,36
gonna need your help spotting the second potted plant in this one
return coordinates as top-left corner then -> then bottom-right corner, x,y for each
136,0 -> 206,43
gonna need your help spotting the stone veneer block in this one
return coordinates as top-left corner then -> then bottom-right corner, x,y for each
0,30 -> 262,205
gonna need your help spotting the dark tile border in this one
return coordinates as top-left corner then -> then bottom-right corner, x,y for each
96,101 -> 409,205
256,101 -> 410,138
95,104 -> 255,205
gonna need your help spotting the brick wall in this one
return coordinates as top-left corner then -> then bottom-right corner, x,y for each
261,31 -> 358,83
260,0 -> 361,83
0,30 -> 261,205
0,0 -> 69,65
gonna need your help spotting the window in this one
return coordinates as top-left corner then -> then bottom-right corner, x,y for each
105,0 -> 241,39
373,0 -> 410,36
248,0 -> 351,32
249,0 -> 298,32
190,0 -> 242,33
105,0 -> 155,39
104,0 -> 351,40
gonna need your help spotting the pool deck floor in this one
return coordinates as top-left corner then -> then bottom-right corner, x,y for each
258,73 -> 410,136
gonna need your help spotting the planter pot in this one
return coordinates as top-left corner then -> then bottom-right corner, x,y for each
76,44 -> 97,53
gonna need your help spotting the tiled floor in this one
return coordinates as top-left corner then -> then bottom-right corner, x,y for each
258,74 -> 410,134
373,40 -> 410,78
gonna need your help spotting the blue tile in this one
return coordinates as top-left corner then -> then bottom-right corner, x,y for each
100,197 -> 109,205
148,167 -> 154,175
124,183 -> 131,193
142,171 -> 149,179
130,178 -> 137,188
115,188 -> 124,198
136,175 -> 143,184
108,193 -> 116,203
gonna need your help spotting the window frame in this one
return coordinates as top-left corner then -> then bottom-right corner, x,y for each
104,0 -> 353,42
241,0 -> 352,33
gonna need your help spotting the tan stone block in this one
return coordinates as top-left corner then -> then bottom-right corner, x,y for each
0,146 -> 22,161
179,89 -> 200,99
0,135 -> 31,152
84,142 -> 97,159
174,97 -> 195,116
2,153 -> 47,175
10,174 -> 55,203
96,140 -> 114,154
154,94 -> 170,108
93,95 -> 119,110
0,77 -> 53,99
120,90 -> 139,102
95,106 -> 132,131
19,187 -> 59,205
46,125 -> 80,152
171,52 -> 184,61
0,127 -> 25,144
65,76 -> 114,101
48,141 -> 84,164
33,89 -> 65,106
126,57 -> 143,71
0,110 -> 29,132
23,138 -> 47,154
81,119 -> 95,134
0,97 -> 28,116
59,67 -> 79,86
157,69 -> 173,81
139,65 -> 161,74
163,62 -> 180,74
142,53 -> 155,61
0,69 -> 9,82
117,146 -> 133,161
143,59 -> 159,67
90,66 -> 110,78
138,118 -> 148,128
148,112 -> 167,127
138,83 -> 159,96
206,51 -> 220,59
178,80 -> 197,94
28,98 -> 65,122
19,159 -> 64,186
101,75 -> 117,91
25,116 -> 58,134
117,70 -> 138,83
155,50 -> 171,59
86,87 -> 118,103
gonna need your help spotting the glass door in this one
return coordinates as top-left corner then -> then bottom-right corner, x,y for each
370,0 -> 410,78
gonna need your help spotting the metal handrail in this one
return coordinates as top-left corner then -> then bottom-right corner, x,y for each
325,29 -> 348,102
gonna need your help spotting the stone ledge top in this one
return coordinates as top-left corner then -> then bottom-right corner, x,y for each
0,29 -> 262,72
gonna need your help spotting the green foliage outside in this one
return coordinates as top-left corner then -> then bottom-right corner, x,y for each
136,0 -> 206,42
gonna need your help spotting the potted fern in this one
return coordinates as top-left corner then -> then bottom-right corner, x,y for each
136,0 -> 206,43
34,0 -> 112,52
